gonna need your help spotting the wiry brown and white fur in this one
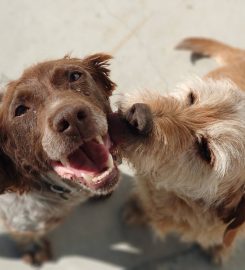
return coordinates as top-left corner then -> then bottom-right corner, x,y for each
108,38 -> 245,263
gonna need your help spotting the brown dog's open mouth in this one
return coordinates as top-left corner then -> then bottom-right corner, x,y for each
51,135 -> 119,194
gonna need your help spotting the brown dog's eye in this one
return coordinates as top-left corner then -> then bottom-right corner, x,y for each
15,105 -> 29,117
196,136 -> 213,165
68,71 -> 82,83
188,91 -> 196,105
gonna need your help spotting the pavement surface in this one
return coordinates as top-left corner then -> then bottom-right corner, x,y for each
0,0 -> 245,269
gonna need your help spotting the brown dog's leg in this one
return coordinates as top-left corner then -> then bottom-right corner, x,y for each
12,234 -> 52,266
21,238 -> 52,266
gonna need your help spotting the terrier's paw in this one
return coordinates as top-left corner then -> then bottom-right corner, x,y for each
124,103 -> 153,135
210,245 -> 231,265
123,194 -> 148,226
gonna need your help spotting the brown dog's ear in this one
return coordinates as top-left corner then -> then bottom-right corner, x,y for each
83,53 -> 116,96
0,120 -> 26,194
0,151 -> 18,193
217,189 -> 245,247
0,84 -> 7,105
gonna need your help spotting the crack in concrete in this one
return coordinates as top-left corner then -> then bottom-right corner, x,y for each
109,16 -> 150,55
101,1 -> 167,87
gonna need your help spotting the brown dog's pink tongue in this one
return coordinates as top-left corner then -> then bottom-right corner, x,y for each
82,140 -> 109,171
68,141 -> 109,173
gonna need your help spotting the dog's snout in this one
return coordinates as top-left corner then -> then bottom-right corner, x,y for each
125,103 -> 153,135
52,105 -> 91,137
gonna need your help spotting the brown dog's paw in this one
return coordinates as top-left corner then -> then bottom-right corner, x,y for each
123,194 -> 148,226
124,103 -> 153,135
21,239 -> 52,266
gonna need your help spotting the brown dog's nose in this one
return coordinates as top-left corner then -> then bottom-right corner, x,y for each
52,105 -> 91,137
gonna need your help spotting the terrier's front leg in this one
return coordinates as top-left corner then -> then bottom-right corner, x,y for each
123,193 -> 149,226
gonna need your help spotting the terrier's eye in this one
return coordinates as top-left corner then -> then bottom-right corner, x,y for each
15,105 -> 29,117
188,91 -> 196,105
196,136 -> 214,165
68,71 -> 82,83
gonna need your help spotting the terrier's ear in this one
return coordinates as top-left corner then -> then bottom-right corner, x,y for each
217,190 -> 245,247
82,53 -> 116,96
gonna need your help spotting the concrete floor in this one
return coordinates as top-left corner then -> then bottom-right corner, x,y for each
0,0 -> 245,269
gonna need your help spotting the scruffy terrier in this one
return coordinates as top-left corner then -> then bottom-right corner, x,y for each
109,38 -> 245,263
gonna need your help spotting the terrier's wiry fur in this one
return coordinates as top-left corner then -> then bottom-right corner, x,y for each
109,38 -> 245,263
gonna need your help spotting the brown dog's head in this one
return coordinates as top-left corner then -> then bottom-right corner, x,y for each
0,53 -> 120,195
109,78 -> 245,205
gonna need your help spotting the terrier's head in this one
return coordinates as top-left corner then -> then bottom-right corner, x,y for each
109,78 -> 245,204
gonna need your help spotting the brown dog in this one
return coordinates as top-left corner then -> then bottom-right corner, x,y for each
108,38 -> 245,263
0,53 -> 120,264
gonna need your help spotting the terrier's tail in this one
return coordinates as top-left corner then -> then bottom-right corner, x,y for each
176,37 -> 245,65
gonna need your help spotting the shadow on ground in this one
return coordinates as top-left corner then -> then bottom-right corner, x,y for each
0,174 -> 245,269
